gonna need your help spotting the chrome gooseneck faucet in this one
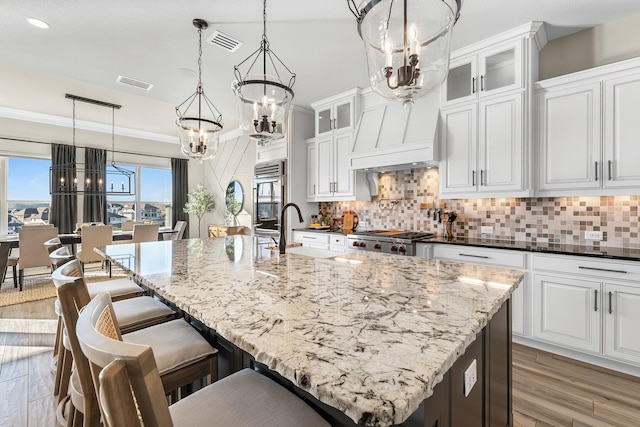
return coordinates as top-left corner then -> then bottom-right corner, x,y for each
279,202 -> 304,254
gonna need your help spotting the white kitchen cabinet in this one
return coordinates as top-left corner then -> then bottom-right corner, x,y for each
531,253 -> 640,366
431,245 -> 528,336
293,231 -> 346,253
306,139 -> 317,201
292,231 -> 329,250
440,92 -> 524,197
311,88 -> 360,137
604,282 -> 640,366
604,72 -> 640,189
309,89 -> 370,202
536,56 -> 640,196
443,39 -> 523,106
536,82 -> 602,192
532,274 -> 601,354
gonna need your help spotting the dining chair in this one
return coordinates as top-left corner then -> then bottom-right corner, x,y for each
51,259 -> 183,422
78,293 -> 330,427
0,243 -> 18,289
164,220 -> 187,241
17,225 -> 59,290
121,221 -> 144,232
132,224 -> 159,243
77,224 -> 113,272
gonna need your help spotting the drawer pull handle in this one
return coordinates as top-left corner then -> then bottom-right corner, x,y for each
595,161 -> 599,181
459,253 -> 489,259
594,289 -> 598,312
578,266 -> 627,274
609,291 -> 613,314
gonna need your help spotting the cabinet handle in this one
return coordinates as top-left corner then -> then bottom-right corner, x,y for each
595,161 -> 599,181
313,184 -> 316,195
594,289 -> 598,312
472,77 -> 476,94
459,253 -> 490,259
608,160 -> 612,181
472,170 -> 476,186
608,291 -> 613,314
333,118 -> 337,130
480,170 -> 485,186
480,75 -> 485,91
578,266 -> 627,274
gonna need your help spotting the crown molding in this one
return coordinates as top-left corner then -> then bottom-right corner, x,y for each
0,106 -> 179,144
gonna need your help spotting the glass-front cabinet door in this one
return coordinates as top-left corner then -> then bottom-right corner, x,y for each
444,57 -> 477,105
317,107 -> 333,135
443,39 -> 522,106
478,40 -> 522,97
334,100 -> 353,131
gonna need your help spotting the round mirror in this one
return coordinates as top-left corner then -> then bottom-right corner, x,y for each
225,180 -> 244,216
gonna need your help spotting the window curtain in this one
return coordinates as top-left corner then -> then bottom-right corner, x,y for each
171,158 -> 189,238
83,147 -> 107,223
50,143 -> 77,234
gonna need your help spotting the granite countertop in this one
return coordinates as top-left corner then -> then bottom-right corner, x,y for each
294,228 -> 640,261
97,238 -> 523,426
423,236 -> 640,262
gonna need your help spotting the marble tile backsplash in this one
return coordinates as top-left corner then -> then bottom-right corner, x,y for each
319,168 -> 640,248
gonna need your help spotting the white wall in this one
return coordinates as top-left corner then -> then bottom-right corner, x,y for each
540,14 -> 640,80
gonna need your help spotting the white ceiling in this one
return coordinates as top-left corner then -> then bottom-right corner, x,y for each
2,0 -> 640,142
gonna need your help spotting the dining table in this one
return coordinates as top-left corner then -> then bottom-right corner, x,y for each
0,227 -> 175,285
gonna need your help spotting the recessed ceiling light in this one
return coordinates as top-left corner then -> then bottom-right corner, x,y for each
26,17 -> 50,29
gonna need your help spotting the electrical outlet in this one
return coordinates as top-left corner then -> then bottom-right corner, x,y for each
481,226 -> 494,234
585,231 -> 603,241
464,359 -> 477,397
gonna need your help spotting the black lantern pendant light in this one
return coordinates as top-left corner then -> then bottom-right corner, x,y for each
175,19 -> 223,162
233,0 -> 295,145
349,0 -> 462,106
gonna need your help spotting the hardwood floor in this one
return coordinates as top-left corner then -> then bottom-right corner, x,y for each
2,299 -> 639,427
512,343 -> 640,427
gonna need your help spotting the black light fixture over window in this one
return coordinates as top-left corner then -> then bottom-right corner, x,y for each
175,19 -> 224,162
49,94 -> 135,195
348,0 -> 462,106
232,0 -> 295,145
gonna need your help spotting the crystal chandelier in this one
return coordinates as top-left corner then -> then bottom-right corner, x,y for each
348,0 -> 462,106
232,0 -> 295,145
50,94 -> 135,195
175,19 -> 223,162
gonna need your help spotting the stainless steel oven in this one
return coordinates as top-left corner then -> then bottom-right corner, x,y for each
254,161 -> 285,235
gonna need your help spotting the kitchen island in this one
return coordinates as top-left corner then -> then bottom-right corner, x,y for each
96,237 -> 523,427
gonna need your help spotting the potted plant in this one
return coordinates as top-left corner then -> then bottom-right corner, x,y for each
184,184 -> 215,238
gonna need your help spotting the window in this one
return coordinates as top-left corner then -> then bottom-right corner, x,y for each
6,157 -> 51,234
107,166 -> 171,228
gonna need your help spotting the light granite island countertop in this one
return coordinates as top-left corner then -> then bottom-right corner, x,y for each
97,236 -> 523,427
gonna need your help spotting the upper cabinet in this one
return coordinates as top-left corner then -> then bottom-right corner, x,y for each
443,39 -> 523,106
536,57 -> 640,196
308,89 -> 370,202
312,88 -> 360,137
440,22 -> 546,199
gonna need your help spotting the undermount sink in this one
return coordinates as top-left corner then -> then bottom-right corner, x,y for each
284,246 -> 337,259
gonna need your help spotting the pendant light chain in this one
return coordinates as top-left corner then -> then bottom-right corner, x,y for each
197,25 -> 203,90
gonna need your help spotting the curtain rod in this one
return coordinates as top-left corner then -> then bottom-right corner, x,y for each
0,136 -> 182,161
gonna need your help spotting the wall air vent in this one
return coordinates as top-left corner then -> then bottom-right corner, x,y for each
116,75 -> 153,91
207,30 -> 243,53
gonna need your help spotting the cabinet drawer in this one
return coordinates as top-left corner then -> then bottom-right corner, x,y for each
329,235 -> 345,247
532,254 -> 640,282
293,232 -> 330,245
434,245 -> 526,269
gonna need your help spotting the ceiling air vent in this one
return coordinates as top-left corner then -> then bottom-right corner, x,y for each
116,75 -> 153,91
207,30 -> 243,53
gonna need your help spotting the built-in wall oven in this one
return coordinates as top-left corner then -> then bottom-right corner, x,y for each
254,161 -> 286,236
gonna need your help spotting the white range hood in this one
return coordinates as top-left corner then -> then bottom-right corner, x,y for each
349,91 -> 440,173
